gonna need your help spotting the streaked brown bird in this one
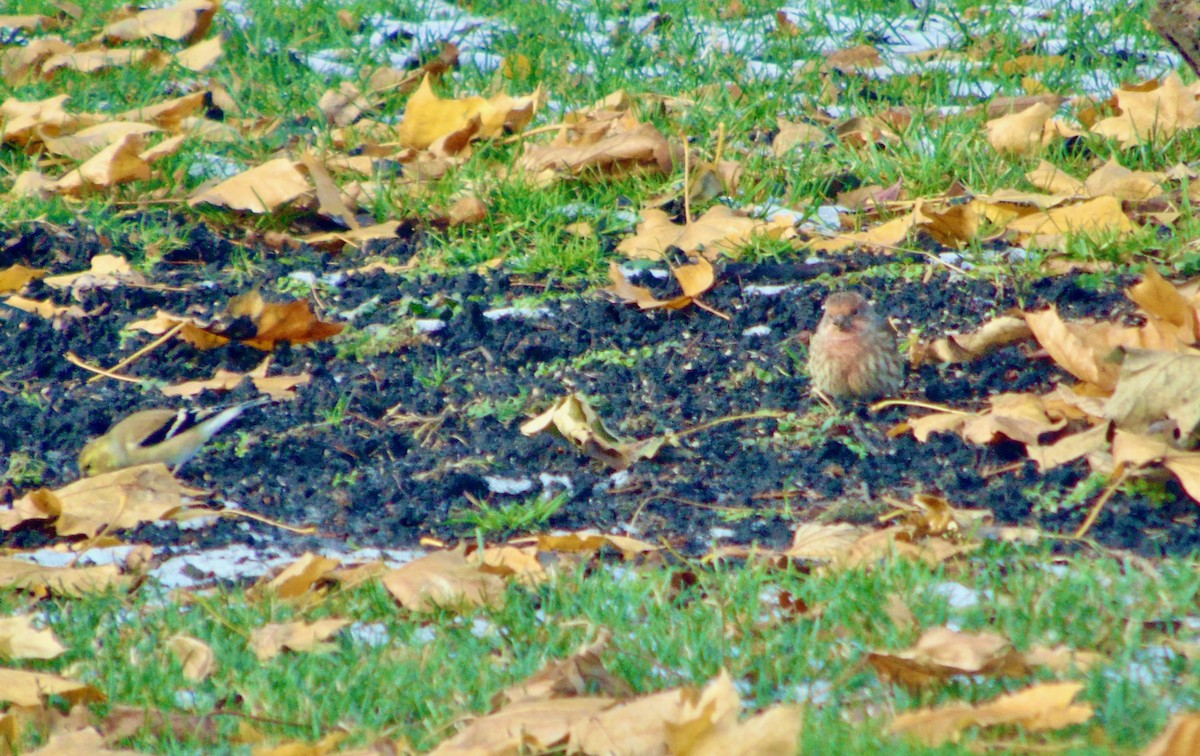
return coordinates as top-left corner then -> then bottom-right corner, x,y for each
807,290 -> 903,401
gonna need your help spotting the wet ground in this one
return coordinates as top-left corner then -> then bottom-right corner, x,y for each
2,215 -> 1196,557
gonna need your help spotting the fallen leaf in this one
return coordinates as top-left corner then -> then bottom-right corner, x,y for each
984,102 -> 1056,155
0,463 -> 207,538
0,615 -> 66,659
1103,349 -> 1200,435
617,206 -> 794,261
381,546 -> 507,612
101,0 -> 218,43
0,264 -> 47,293
0,668 -> 104,707
888,682 -> 1091,746
519,393 -> 667,470
493,630 -> 632,707
0,558 -> 132,597
1142,711 -> 1200,756
867,627 -> 1031,687
249,618 -> 349,661
1092,73 -> 1200,147
398,75 -> 539,151
518,116 -> 672,182
602,258 -> 715,311
254,552 -> 340,601
188,158 -> 311,213
167,634 -> 215,681
160,361 -> 310,401
909,315 -> 1032,366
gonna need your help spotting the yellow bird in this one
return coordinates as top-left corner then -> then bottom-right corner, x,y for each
78,397 -> 270,477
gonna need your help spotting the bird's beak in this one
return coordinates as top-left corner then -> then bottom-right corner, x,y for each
833,314 -> 854,331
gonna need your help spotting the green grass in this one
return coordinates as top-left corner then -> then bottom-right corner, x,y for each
3,538 -> 1194,753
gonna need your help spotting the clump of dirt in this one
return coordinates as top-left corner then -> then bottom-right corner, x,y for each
2,217 -> 1194,556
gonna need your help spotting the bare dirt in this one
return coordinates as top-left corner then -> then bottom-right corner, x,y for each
3,215 -> 1196,557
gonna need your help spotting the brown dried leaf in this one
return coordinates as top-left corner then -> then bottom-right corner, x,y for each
1024,306 -> 1122,390
523,531 -> 659,560
518,118 -> 672,182
1092,73 -> 1200,147
381,546 -> 507,613
1026,421 -> 1111,472
519,392 -> 666,470
888,682 -> 1091,746
1,463 -> 206,538
42,47 -> 170,76
0,558 -> 131,597
160,360 -> 310,401
398,75 -> 539,151
174,35 -> 222,71
1142,712 -> 1200,756
1005,196 -> 1136,240
188,158 -> 311,214
985,102 -> 1056,155
255,552 -> 341,601
602,258 -> 715,311
249,618 -> 349,661
494,630 -> 632,707
1103,349 -> 1200,435
167,634 -> 215,681
0,668 -> 104,707
909,315 -> 1032,366
0,615 -> 66,660
618,206 -> 793,261
867,627 -> 1031,687
0,264 -> 47,293
1127,265 -> 1198,344
101,0 -> 218,43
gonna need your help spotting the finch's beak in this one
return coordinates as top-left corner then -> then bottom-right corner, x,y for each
832,314 -> 854,331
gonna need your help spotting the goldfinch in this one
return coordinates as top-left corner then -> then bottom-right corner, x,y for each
78,397 -> 270,477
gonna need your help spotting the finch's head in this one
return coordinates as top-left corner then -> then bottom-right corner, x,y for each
819,291 -> 875,333
77,440 -> 115,477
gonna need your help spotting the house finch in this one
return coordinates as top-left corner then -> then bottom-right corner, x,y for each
807,291 -> 903,400
78,397 -> 270,477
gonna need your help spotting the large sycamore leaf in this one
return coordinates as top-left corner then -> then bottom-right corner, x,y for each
0,668 -> 104,707
867,627 -> 1031,687
101,0 -> 219,44
398,74 -> 539,151
617,206 -> 794,261
602,258 -> 715,311
187,157 -> 311,213
249,618 -> 349,661
128,291 -> 344,351
984,102 -> 1057,155
888,682 -> 1092,746
381,546 -> 507,613
1,463 -> 206,538
517,112 -> 672,183
1092,73 -> 1200,148
1103,349 -> 1200,435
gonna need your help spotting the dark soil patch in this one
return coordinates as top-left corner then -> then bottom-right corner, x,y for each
2,216 -> 1196,556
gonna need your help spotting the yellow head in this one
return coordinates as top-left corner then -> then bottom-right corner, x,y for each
77,438 -> 117,477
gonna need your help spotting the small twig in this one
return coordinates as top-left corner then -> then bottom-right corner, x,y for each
870,398 -> 973,414
1073,464 -> 1128,540
672,409 -> 788,440
220,508 -> 317,535
681,131 -> 692,226
86,321 -> 185,384
64,352 -> 148,384
691,297 -> 731,320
